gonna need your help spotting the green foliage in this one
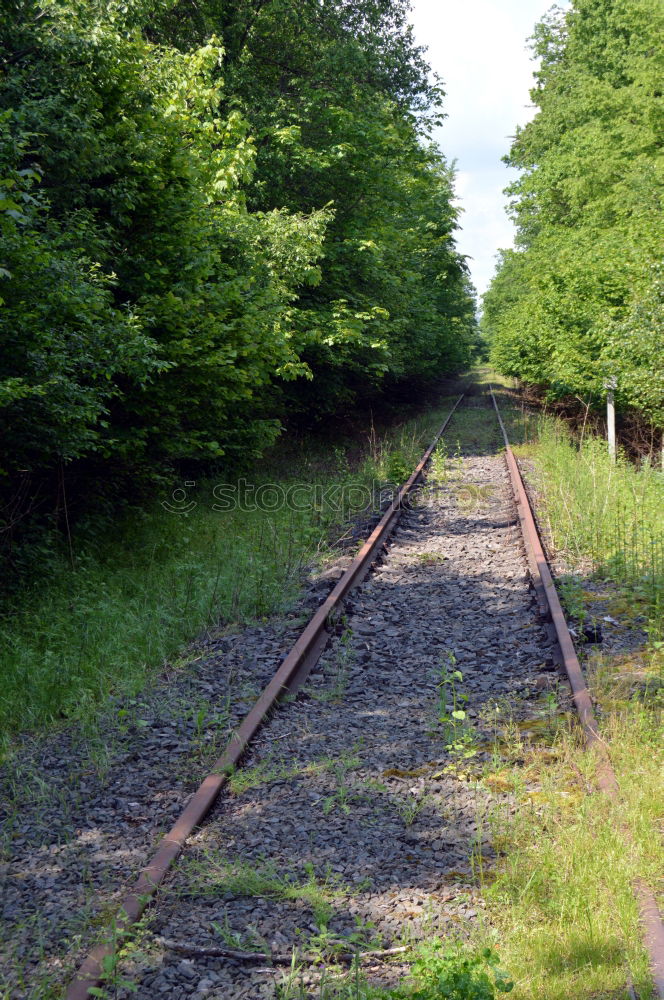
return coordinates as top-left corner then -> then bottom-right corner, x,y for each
0,110 -> 164,470
522,417 -> 664,619
0,2 -> 334,476
277,945 -> 513,999
379,944 -> 513,1000
484,0 -> 664,429
0,0 -> 476,481
602,264 -> 664,426
0,0 -> 477,581
0,404 -> 454,747
184,0 -> 479,411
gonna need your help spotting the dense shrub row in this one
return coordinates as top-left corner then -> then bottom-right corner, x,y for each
0,0 -> 477,547
484,0 -> 663,434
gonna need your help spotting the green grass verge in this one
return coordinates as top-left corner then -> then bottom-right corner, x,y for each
478,373 -> 663,999
516,424 -> 663,624
482,726 -> 659,999
0,396 -> 459,751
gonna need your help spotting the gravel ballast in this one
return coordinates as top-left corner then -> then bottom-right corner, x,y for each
1,398 -> 576,998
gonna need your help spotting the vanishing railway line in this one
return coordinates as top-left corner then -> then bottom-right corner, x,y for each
2,387 -> 663,1000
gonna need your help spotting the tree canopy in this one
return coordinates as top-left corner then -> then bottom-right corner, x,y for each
0,0 -> 477,506
484,0 -> 664,430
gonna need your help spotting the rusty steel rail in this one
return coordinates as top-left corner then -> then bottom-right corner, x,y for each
490,386 -> 664,1000
66,394 -> 465,1000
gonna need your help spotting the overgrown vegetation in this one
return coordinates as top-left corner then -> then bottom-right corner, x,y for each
481,716 -> 660,999
0,0 -> 477,564
0,399 -> 458,748
276,944 -> 513,999
177,851 -> 514,999
483,0 -> 664,439
479,380 -> 663,999
509,411 -> 664,626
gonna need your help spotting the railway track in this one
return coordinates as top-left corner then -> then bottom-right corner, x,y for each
2,386 -> 662,999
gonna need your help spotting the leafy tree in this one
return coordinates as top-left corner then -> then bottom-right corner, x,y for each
0,0 -> 328,475
0,110 -> 163,473
485,0 -> 664,430
154,0 -> 478,412
0,0 -> 476,552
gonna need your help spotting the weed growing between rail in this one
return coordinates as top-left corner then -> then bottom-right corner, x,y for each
175,856 -> 360,934
161,843 -> 517,999
275,944 -> 513,999
0,397 -> 459,753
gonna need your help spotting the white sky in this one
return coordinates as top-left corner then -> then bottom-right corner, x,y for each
409,0 -> 567,298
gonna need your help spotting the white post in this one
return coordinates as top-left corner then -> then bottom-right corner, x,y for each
604,376 -> 617,462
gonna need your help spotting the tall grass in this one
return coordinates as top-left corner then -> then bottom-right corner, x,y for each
0,502 -> 313,743
487,376 -> 663,998
0,403 -> 457,750
483,725 -> 659,1000
518,419 -> 664,628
